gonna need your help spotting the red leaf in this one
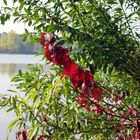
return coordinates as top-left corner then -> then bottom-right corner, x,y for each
44,44 -> 53,62
48,33 -> 56,43
62,60 -> 79,77
16,130 -> 27,140
76,93 -> 88,105
117,136 -> 124,140
82,70 -> 93,86
93,104 -> 103,115
52,46 -> 70,66
38,135 -> 45,140
40,33 -> 55,46
113,93 -> 119,102
70,68 -> 84,89
125,135 -> 133,140
40,33 -> 46,46
108,109 -> 114,115
91,87 -> 103,101
134,127 -> 139,139
137,119 -> 140,131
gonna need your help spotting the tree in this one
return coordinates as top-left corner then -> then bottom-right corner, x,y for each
0,0 -> 140,139
0,31 -> 42,53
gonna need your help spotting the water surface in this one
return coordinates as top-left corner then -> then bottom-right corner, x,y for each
0,54 -> 44,140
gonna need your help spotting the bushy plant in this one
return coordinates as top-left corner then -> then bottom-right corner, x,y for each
0,0 -> 140,139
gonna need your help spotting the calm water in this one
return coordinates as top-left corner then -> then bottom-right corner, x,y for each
0,54 -> 44,140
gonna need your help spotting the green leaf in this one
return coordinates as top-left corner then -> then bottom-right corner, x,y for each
7,118 -> 19,132
13,0 -> 17,4
28,20 -> 32,26
28,126 -> 39,139
25,28 -> 29,33
3,0 -> 7,5
13,17 -> 20,23
89,64 -> 95,74
6,135 -> 9,140
64,128 -> 69,138
97,134 -> 101,140
6,107 -> 14,112
47,25 -> 57,32
19,3 -> 24,11
12,97 -> 17,109
23,34 -> 28,41
119,0 -> 124,5
56,39 -> 66,45
36,24 -> 44,30
108,66 -> 113,74
11,76 -> 22,82
18,69 -> 22,77
36,51 -> 44,56
4,7 -> 11,10
7,89 -> 18,93
107,0 -> 118,4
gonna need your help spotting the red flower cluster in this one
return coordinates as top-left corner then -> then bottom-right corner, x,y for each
38,135 -> 46,140
117,133 -> 139,140
93,104 -> 103,115
134,119 -> 140,139
117,135 -> 134,140
16,130 -> 46,140
16,130 -> 27,140
137,119 -> 140,132
40,33 -> 55,46
43,37 -> 70,66
40,33 -> 103,114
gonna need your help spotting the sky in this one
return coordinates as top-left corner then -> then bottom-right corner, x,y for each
0,18 -> 34,34
0,19 -> 30,34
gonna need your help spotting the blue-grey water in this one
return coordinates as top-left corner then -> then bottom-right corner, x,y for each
0,54 -> 44,140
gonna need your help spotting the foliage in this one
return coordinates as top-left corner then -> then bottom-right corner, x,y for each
0,64 -> 107,139
0,0 -> 140,139
1,0 -> 139,81
0,62 -> 138,139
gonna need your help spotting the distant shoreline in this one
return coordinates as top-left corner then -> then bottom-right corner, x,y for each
0,52 -> 38,55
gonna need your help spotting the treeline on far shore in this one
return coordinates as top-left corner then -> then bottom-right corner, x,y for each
0,30 -> 42,54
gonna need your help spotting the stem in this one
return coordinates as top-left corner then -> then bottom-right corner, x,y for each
69,80 -> 133,121
80,123 -> 133,132
70,1 -> 87,33
95,80 -> 133,113
102,100 -> 123,111
16,100 -> 43,125
70,83 -> 124,119
42,4 -> 91,40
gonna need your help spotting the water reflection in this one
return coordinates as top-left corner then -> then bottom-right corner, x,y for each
0,63 -> 16,78
0,64 -> 26,95
0,63 -> 27,140
0,54 -> 46,139
0,54 -> 44,139
0,63 -> 26,78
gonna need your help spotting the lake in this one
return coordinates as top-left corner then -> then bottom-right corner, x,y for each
0,54 -> 44,140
